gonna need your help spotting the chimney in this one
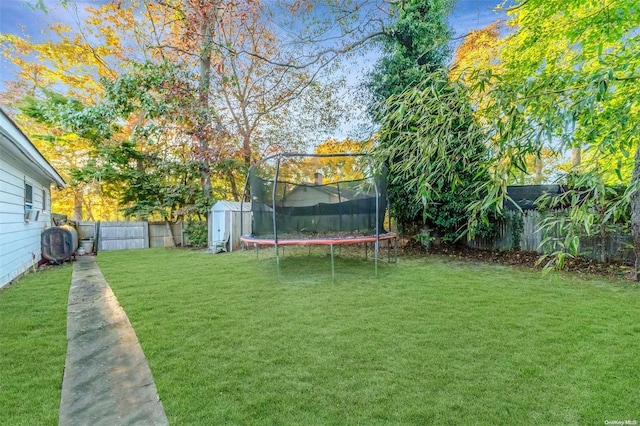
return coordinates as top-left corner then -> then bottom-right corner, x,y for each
314,172 -> 323,185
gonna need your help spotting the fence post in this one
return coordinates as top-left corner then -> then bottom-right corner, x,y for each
144,221 -> 150,248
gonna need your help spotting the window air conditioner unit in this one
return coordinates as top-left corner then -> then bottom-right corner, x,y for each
24,209 -> 40,222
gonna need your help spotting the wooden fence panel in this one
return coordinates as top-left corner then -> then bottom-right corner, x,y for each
468,219 -> 513,251
580,232 -> 634,263
467,209 -> 633,263
99,222 -> 148,251
230,211 -> 252,251
148,222 -> 179,248
521,210 -> 543,252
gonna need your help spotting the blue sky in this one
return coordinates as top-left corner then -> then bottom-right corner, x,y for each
0,0 -> 508,140
0,0 -> 92,41
449,0 -> 507,38
0,0 -> 508,88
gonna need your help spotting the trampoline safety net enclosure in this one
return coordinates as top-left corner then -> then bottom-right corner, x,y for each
242,153 -> 389,241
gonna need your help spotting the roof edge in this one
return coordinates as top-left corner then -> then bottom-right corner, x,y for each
0,108 -> 66,188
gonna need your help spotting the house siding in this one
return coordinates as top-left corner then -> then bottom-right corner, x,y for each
282,186 -> 339,207
0,145 -> 53,288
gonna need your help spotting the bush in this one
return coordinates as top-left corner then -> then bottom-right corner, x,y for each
186,220 -> 207,247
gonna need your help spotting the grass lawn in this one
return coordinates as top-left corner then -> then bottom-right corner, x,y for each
0,263 -> 72,425
95,247 -> 640,425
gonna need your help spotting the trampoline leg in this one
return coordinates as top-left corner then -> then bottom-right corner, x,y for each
375,241 -> 379,278
255,243 -> 258,259
330,244 -> 335,282
275,244 -> 280,279
394,237 -> 399,265
365,242 -> 368,260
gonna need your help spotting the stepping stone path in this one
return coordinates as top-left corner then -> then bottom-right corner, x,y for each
59,256 -> 168,426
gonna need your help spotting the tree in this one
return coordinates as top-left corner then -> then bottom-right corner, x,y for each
375,72 -> 494,241
312,138 -> 374,182
86,61 -> 220,220
107,0 -> 349,201
4,0 -> 458,220
456,0 -> 639,273
0,1 -> 155,220
18,91 -> 119,221
206,1 -> 346,200
368,0 -> 491,239
367,0 -> 454,102
450,20 -> 503,83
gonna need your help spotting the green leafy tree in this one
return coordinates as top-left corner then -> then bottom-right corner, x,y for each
22,62 -> 212,222
536,170 -> 629,267
86,61 -> 215,220
375,72 -> 494,241
367,0 -> 453,102
368,0 -> 492,240
458,0 -> 639,273
19,91 -> 117,220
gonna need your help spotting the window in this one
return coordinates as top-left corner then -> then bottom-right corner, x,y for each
24,182 -> 35,222
24,183 -> 33,206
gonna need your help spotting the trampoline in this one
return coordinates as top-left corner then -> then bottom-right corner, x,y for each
240,153 -> 398,279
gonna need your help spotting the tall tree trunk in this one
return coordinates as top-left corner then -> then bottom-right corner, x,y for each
227,169 -> 239,201
73,188 -> 83,221
83,198 -> 95,221
571,146 -> 581,167
630,143 -> 640,280
533,156 -> 543,184
243,132 -> 251,169
165,219 -> 176,247
197,14 -> 214,203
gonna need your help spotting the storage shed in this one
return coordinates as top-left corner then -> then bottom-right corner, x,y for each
209,201 -> 252,253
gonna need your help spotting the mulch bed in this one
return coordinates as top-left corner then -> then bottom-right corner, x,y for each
401,240 -> 635,280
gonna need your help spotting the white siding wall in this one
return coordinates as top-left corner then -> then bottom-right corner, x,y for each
283,187 -> 337,207
0,146 -> 52,288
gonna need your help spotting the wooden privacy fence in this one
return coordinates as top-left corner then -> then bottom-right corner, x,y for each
468,210 -> 634,263
78,213 -> 633,263
74,221 -> 196,252
99,222 -> 148,251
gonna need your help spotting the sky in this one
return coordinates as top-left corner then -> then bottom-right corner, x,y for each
449,0 -> 507,39
0,0 -> 509,87
0,0 -> 509,140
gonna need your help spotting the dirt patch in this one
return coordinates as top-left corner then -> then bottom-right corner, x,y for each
401,240 -> 635,280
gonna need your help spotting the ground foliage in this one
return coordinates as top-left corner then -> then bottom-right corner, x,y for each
0,264 -> 71,425
403,240 -> 634,280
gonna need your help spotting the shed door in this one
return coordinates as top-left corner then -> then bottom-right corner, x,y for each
212,210 -> 226,243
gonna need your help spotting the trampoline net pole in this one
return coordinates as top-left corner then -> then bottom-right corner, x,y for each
374,159 -> 380,278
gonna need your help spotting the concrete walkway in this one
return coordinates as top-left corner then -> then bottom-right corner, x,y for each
59,256 -> 168,426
